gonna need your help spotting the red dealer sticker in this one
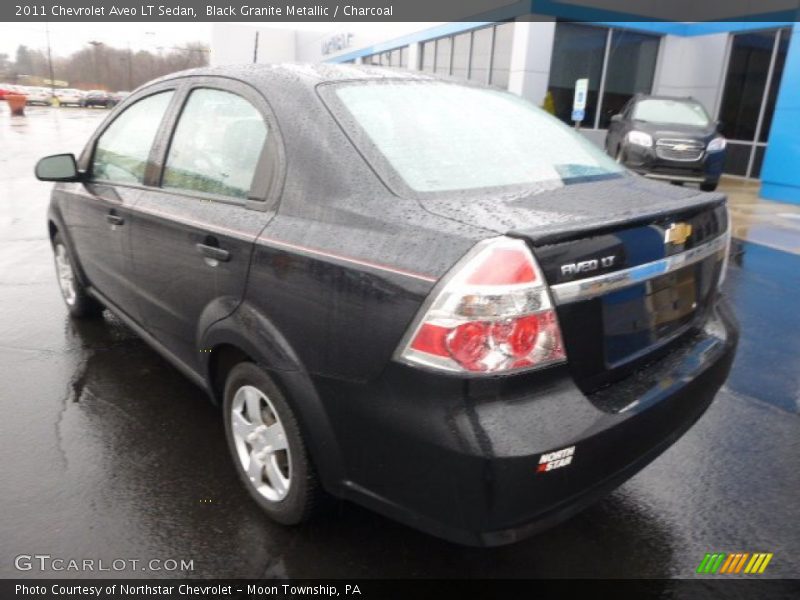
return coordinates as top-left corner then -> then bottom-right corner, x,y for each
536,445 -> 575,473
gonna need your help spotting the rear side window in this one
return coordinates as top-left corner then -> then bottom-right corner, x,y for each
331,82 -> 623,193
92,91 -> 174,184
163,88 -> 268,199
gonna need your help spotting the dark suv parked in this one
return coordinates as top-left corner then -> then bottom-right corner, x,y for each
605,94 -> 726,191
35,65 -> 737,546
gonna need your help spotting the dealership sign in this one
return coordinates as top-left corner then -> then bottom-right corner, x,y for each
321,33 -> 354,56
572,78 -> 588,123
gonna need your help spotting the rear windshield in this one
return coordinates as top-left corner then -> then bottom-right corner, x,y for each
632,98 -> 711,127
332,82 -> 623,193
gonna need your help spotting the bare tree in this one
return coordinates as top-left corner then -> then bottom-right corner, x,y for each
6,42 -> 209,90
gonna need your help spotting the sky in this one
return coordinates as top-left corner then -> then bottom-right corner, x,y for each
0,22 -> 337,58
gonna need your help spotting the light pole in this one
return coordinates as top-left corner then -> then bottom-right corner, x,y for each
45,22 -> 56,95
126,41 -> 132,90
88,40 -> 102,89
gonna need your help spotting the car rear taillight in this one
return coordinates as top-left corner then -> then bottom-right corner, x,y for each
396,237 -> 567,374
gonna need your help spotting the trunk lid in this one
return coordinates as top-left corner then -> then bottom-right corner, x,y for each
419,175 -> 729,393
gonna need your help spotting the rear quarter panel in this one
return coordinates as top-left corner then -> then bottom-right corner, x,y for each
240,78 -> 492,382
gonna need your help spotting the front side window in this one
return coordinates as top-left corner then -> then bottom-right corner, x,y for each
332,82 -> 624,193
163,88 -> 268,199
632,98 -> 711,127
92,91 -> 174,184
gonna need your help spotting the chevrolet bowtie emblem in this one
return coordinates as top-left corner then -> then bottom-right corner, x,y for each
665,222 -> 693,245
673,144 -> 690,151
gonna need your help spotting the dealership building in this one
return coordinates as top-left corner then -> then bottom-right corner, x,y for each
211,14 -> 800,205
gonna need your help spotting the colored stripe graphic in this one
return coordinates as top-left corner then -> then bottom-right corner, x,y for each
758,553 -> 774,573
697,552 -> 773,575
697,554 -> 712,573
734,553 -> 749,573
745,553 -> 774,574
698,553 -> 727,573
719,554 -> 736,574
697,552 -> 774,575
710,553 -> 726,573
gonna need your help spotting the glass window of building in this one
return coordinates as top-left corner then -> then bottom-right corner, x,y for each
421,40 -> 435,72
416,23 -> 514,85
548,23 -> 607,126
451,32 -> 471,80
719,31 -> 775,142
547,23 -> 659,128
470,26 -> 493,83
489,22 -> 515,88
599,29 -> 659,128
718,27 -> 792,177
435,37 -> 452,75
362,46 -> 409,68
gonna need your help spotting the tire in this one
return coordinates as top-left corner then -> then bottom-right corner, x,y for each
223,362 -> 324,525
52,233 -> 103,318
700,182 -> 718,192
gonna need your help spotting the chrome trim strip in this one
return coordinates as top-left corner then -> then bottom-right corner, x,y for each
550,234 -> 727,304
656,138 -> 704,147
654,149 -> 705,162
644,173 -> 705,183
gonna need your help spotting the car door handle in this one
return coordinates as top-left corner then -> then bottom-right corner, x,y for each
106,213 -> 124,226
196,243 -> 230,263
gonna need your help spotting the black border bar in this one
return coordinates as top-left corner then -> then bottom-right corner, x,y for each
3,0 -> 800,22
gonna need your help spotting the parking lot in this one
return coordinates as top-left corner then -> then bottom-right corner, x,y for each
0,103 -> 798,579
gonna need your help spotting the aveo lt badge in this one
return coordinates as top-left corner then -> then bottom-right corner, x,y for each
537,445 -> 575,473
560,256 -> 615,277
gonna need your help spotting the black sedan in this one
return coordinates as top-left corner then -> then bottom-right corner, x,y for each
81,89 -> 111,108
34,65 -> 737,546
605,94 -> 726,191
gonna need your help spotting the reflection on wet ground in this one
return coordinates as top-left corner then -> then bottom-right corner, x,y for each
721,177 -> 800,255
726,240 -> 800,414
0,106 -> 798,578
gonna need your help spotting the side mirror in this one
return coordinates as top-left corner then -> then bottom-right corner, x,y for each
610,114 -> 622,123
35,153 -> 82,182
715,119 -> 724,130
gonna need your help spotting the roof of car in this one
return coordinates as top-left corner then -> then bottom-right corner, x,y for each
148,63 -> 440,90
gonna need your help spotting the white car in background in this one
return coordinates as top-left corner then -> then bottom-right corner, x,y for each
54,88 -> 84,106
23,87 -> 53,105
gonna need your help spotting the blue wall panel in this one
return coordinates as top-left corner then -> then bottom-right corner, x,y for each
760,22 -> 800,205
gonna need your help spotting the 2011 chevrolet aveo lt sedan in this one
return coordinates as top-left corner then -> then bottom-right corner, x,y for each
36,65 -> 738,546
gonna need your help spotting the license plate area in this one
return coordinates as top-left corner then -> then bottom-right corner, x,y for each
603,267 -> 697,367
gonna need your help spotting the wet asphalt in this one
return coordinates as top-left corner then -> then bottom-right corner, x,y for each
0,105 -> 798,580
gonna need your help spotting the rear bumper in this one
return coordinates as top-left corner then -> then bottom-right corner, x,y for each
624,144 -> 725,184
317,299 -> 738,546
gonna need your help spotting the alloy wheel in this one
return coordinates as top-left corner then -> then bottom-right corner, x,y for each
230,385 -> 291,502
